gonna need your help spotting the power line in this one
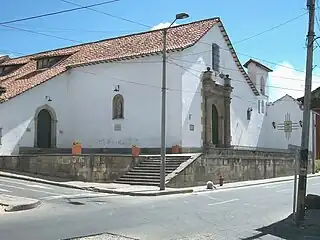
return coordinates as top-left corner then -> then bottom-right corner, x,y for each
0,26 -> 136,34
76,62 -> 302,105
166,59 -> 305,93
181,42 -> 320,77
233,12 -> 308,44
60,0 -> 151,28
0,0 -> 120,25
0,24 -> 84,44
169,56 -> 320,83
74,66 -> 258,104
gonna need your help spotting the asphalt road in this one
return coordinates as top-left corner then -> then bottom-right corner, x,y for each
0,176 -> 113,201
0,176 -> 319,240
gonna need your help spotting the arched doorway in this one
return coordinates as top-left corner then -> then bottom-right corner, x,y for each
34,105 -> 57,148
37,109 -> 52,148
212,104 -> 219,145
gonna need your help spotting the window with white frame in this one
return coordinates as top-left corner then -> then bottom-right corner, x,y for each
261,100 -> 264,113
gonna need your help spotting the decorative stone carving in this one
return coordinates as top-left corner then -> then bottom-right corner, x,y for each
201,68 -> 233,149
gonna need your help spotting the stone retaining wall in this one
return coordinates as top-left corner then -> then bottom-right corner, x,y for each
167,149 -> 312,188
0,154 -> 144,182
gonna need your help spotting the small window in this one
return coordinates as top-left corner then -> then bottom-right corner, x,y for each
112,94 -> 124,119
261,100 -> 264,113
212,43 -> 220,72
36,57 -> 62,70
0,65 -> 19,76
0,128 -> 2,145
260,76 -> 266,95
247,108 -> 252,120
189,124 -> 195,131
266,103 -> 268,116
258,100 -> 261,113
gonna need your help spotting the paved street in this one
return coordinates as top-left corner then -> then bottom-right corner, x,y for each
0,176 -> 319,239
0,176 -> 114,201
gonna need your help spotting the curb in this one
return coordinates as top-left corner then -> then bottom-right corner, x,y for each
0,171 -> 319,197
213,174 -> 320,191
4,200 -> 41,212
85,187 -> 194,196
0,172 -> 193,197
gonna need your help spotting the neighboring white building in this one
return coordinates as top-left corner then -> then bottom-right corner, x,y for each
0,17 -> 297,155
258,94 -> 313,150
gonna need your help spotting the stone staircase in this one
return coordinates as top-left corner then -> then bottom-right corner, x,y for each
114,155 -> 191,186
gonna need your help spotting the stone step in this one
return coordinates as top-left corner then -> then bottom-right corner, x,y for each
134,166 -> 177,171
124,171 -> 160,176
116,177 -> 160,183
146,157 -> 189,161
119,175 -> 160,180
130,169 -> 172,174
142,160 -> 185,164
114,180 -> 159,186
114,156 -> 189,186
137,163 -> 181,168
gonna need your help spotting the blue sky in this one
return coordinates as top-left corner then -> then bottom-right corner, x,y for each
0,0 -> 318,100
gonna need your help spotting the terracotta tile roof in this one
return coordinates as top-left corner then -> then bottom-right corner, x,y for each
0,17 -> 258,103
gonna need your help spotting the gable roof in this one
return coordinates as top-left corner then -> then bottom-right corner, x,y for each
0,17 -> 259,103
243,59 -> 273,72
272,94 -> 301,105
297,86 -> 320,103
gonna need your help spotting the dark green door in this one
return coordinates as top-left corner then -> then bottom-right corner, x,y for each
212,104 -> 219,145
37,109 -> 52,148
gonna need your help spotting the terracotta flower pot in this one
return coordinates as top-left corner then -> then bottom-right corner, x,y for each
72,142 -> 82,155
132,146 -> 140,156
172,145 -> 181,154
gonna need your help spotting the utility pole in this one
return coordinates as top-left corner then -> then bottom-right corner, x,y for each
296,0 -> 315,225
160,27 -> 167,191
159,13 -> 189,191
312,111 -> 316,174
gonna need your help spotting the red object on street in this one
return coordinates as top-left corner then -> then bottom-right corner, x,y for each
219,175 -> 224,186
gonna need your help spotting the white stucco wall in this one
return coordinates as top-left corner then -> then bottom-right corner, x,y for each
259,95 -> 313,150
0,23 -> 285,155
171,23 -> 265,148
0,55 -> 185,155
247,63 -> 270,96
0,74 -> 71,155
66,55 -> 183,149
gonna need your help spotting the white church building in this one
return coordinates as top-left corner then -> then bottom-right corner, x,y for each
0,17 -> 313,155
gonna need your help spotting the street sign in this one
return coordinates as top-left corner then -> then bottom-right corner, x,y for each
277,113 -> 300,140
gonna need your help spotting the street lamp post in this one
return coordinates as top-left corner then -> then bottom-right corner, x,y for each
160,13 -> 189,191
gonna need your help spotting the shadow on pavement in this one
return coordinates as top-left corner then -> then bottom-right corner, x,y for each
241,210 -> 320,240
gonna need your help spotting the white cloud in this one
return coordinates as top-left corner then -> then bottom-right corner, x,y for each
151,22 -> 178,30
269,61 -> 320,102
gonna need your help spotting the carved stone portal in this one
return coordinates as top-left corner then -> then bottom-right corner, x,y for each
201,67 -> 232,148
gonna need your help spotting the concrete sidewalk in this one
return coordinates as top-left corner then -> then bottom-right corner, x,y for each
0,194 -> 41,212
0,171 -> 319,196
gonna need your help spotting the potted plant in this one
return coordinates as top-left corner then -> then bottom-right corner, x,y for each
72,140 -> 82,155
131,144 -> 140,156
172,144 -> 181,154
